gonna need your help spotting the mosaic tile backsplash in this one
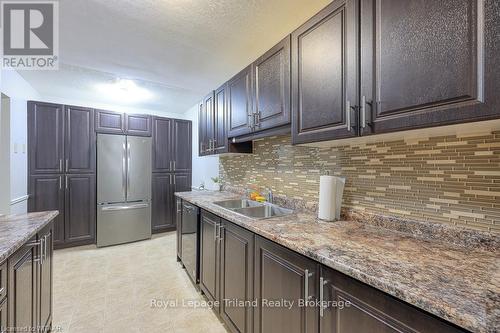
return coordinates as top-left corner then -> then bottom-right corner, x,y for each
219,132 -> 500,234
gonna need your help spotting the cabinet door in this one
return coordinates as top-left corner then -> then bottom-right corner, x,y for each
64,105 -> 96,174
176,197 -> 182,259
253,36 -> 291,132
291,0 -> 359,144
360,0 -> 500,134
8,237 -> 38,332
172,119 -> 192,172
199,93 -> 214,156
126,114 -> 152,136
319,266 -> 465,333
28,175 -> 65,247
0,297 -> 6,333
227,66 -> 253,138
220,220 -> 254,333
200,210 -> 220,310
64,174 -> 96,245
254,236 -> 318,333
151,173 -> 174,232
95,109 -> 125,134
152,117 -> 173,173
28,101 -> 64,174
213,84 -> 228,153
174,173 -> 191,193
38,223 -> 53,333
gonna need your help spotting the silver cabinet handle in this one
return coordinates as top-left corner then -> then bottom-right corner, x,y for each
254,111 -> 261,128
304,269 -> 313,301
170,161 -> 173,170
65,158 -> 69,172
40,236 -> 45,264
127,142 -> 131,191
0,287 -> 4,295
173,161 -> 176,171
247,114 -> 253,129
44,234 -> 48,262
59,176 -> 62,190
214,221 -> 218,240
122,142 -> 127,197
219,225 -> 224,241
102,203 -> 149,211
360,95 -> 366,129
177,200 -> 182,213
346,100 -> 352,131
65,176 -> 68,190
59,159 -> 63,172
319,277 -> 328,317
169,174 -> 172,185
173,175 -> 176,186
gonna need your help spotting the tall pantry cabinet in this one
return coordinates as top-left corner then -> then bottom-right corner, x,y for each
28,101 -> 96,248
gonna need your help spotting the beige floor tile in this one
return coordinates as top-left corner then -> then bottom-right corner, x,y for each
53,232 -> 227,332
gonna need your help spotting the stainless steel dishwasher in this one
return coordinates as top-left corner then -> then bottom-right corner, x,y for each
181,202 -> 199,284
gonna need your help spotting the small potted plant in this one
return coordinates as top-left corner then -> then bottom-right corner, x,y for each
211,176 -> 223,191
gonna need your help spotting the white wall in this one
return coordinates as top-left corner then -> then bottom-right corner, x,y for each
185,103 -> 220,190
1,70 -> 41,214
0,95 -> 10,214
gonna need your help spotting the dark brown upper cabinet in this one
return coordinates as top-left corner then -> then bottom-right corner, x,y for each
28,102 -> 64,174
199,92 -> 215,156
291,0 -> 359,145
252,36 -> 291,132
213,84 -> 228,153
64,106 -> 96,174
125,113 -> 152,136
95,109 -> 125,134
227,65 -> 253,138
360,0 -> 500,135
172,119 -> 192,172
152,117 -> 173,172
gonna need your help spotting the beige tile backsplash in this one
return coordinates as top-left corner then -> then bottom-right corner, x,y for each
220,132 -> 500,233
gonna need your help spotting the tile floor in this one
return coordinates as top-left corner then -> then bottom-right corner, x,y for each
52,232 -> 227,333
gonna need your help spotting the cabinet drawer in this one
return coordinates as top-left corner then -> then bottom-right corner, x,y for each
0,261 -> 6,301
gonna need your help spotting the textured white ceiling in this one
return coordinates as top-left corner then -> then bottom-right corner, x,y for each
19,0 -> 331,114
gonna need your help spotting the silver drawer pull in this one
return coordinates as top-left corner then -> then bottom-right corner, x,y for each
360,95 -> 367,129
346,100 -> 352,131
102,204 -> 149,211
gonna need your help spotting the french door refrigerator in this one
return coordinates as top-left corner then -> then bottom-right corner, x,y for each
97,134 -> 152,247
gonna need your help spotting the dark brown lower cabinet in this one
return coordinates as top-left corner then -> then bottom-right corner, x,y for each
152,173 -> 192,234
38,224 -> 53,333
28,174 -> 95,249
64,174 -> 96,246
319,266 -> 465,333
0,297 -> 6,333
200,210 -> 221,312
254,236 -> 318,333
28,175 -> 65,247
8,236 -> 38,332
176,197 -> 183,260
220,220 -> 254,333
7,223 -> 54,333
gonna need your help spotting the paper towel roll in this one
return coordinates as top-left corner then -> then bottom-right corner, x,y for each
318,175 -> 345,221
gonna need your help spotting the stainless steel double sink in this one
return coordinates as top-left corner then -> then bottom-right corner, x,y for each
213,199 -> 294,219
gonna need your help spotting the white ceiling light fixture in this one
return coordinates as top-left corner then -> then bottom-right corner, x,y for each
96,78 -> 153,103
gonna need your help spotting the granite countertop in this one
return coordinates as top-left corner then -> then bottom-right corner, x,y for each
0,211 -> 59,263
175,190 -> 500,333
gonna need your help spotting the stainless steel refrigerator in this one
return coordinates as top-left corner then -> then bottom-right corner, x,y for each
97,134 -> 152,247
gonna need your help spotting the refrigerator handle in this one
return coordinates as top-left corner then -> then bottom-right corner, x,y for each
122,142 -> 127,199
127,141 -> 131,193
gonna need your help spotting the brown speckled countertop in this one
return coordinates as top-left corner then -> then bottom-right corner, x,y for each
0,211 -> 59,263
176,190 -> 500,333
